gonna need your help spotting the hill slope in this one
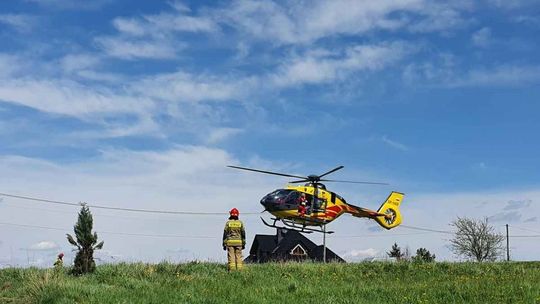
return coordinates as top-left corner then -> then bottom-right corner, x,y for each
1,262 -> 539,303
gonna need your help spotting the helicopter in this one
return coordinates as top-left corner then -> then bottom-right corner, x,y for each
228,165 -> 405,234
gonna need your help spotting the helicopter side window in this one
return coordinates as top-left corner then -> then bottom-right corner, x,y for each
285,191 -> 301,205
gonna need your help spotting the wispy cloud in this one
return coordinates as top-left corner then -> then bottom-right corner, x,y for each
24,0 -> 111,10
96,2 -> 217,60
381,135 -> 409,152
472,27 -> 492,47
95,37 -> 181,60
206,127 -> 243,144
504,199 -> 532,210
28,241 -> 60,251
273,42 -> 415,87
0,78 -> 153,118
489,211 -> 522,222
217,1 -> 469,45
342,248 -> 379,260
0,14 -> 36,32
450,65 -> 540,87
131,71 -> 248,103
404,61 -> 540,88
486,0 -> 539,9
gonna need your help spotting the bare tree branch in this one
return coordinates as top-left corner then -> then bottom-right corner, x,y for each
449,217 -> 504,262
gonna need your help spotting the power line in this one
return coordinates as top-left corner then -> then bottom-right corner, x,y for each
2,192 -> 539,238
0,192 -> 261,216
401,224 -> 540,238
0,201 -> 220,224
334,232 -> 433,238
509,225 -> 540,234
2,219 -> 539,241
0,221 -> 218,239
400,224 -> 453,234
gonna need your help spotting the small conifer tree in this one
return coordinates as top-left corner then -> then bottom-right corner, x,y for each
387,242 -> 404,261
412,248 -> 436,263
67,205 -> 104,275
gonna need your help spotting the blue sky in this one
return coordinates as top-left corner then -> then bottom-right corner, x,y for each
1,0 -> 539,265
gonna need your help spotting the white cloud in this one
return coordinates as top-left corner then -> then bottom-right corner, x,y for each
217,0 -> 298,44
407,2 -> 471,33
60,54 -> 101,73
217,0 -> 469,45
24,0 -> 111,10
143,13 -> 218,33
207,128 -> 243,144
169,1 -> 192,13
343,248 -> 379,258
381,136 -> 409,152
486,0 -> 539,9
0,14 -> 36,32
112,18 -> 147,36
504,200 -> 532,210
132,71 -> 248,103
0,52 -> 253,139
98,4 -> 217,60
450,65 -> 540,87
0,54 -> 25,78
404,59 -> 540,88
0,78 -> 154,117
29,241 -> 60,251
112,12 -> 217,37
95,36 -> 180,60
273,42 -> 415,87
402,53 -> 456,84
489,211 -> 523,222
472,27 -> 492,47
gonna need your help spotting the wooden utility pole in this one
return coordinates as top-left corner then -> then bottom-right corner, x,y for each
506,224 -> 510,261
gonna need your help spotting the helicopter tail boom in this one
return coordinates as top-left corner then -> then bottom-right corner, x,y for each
373,191 -> 404,230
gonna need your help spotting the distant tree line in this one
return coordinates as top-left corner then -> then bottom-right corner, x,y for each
387,243 -> 435,262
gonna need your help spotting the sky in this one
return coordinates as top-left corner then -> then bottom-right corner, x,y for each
0,0 -> 540,267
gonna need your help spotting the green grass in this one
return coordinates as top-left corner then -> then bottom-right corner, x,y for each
1,262 -> 539,303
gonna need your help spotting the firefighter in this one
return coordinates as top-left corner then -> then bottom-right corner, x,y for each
54,252 -> 64,269
223,208 -> 246,271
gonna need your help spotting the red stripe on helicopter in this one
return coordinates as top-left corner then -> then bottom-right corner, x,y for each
326,206 -> 343,213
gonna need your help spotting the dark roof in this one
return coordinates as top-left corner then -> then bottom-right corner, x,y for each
249,235 -> 276,254
312,246 -> 345,262
271,230 -> 317,254
247,229 -> 344,262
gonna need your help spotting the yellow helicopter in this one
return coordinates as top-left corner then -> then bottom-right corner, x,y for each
228,165 -> 404,234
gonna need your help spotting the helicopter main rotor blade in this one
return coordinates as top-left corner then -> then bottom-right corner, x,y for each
318,165 -> 344,178
289,179 -> 309,184
227,165 -> 306,179
319,179 -> 389,185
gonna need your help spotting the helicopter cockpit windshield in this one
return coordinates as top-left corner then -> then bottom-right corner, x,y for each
261,189 -> 301,209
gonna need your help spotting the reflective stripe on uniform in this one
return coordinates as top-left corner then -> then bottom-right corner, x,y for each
226,239 -> 243,246
227,221 -> 242,228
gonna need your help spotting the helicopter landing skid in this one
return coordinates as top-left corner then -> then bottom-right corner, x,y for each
260,217 -> 334,234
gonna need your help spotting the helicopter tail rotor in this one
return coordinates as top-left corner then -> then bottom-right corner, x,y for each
373,192 -> 404,230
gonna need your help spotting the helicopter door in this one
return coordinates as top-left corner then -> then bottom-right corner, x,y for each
303,193 -> 326,214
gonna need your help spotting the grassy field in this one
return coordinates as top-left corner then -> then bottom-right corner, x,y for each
0,262 -> 539,303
